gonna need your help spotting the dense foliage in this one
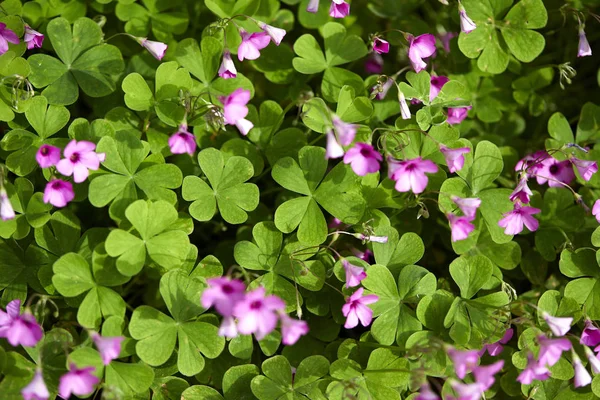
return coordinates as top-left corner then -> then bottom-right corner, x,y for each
1,0 -> 600,399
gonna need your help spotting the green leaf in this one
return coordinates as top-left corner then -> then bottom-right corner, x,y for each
52,253 -> 94,297
470,140 -> 503,193
449,255 -> 494,299
122,73 -> 154,111
223,364 -> 260,400
160,269 -> 205,322
130,306 -> 178,366
322,22 -> 368,67
25,96 -> 70,140
175,37 -> 223,84
292,34 -> 327,74
106,362 -> 155,396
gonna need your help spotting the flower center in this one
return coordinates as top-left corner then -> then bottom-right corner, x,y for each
359,148 -> 371,157
249,300 -> 262,310
70,153 -> 80,163
51,181 -> 62,189
41,147 -> 49,155
549,164 -> 560,175
222,284 -> 234,294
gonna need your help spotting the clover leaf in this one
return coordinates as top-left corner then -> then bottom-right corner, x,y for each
129,269 -> 225,376
272,146 -> 365,246
182,148 -> 259,225
371,226 -> 424,277
0,178 -> 52,240
115,0 -> 189,42
105,200 -> 191,276
28,17 -> 125,105
560,248 -> 600,320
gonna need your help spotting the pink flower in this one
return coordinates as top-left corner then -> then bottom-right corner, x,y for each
218,50 -> 237,79
573,353 -> 592,387
218,316 -> 238,338
201,277 -> 246,317
571,157 -> 598,181
581,320 -> 600,347
365,52 -> 384,74
515,150 -> 549,176
220,88 -> 254,135
36,145 -> 61,168
373,79 -> 394,100
517,354 -> 551,384
138,38 -> 168,60
542,312 -> 572,337
21,369 -> 49,400
233,287 -> 285,340
447,348 -> 479,379
430,76 -> 449,102
24,25 -> 44,50
535,158 -> 575,187
593,200 -> 600,223
407,33 -> 436,73
458,1 -> 477,33
447,106 -> 471,125
329,0 -> 350,18
342,288 -> 378,329
343,143 -> 383,176
279,314 -> 309,345
0,300 -> 43,347
58,364 -> 99,399
451,196 -> 481,219
237,29 -> 270,61
352,248 -> 374,263
399,91 -> 411,119
578,27 -> 592,57
447,214 -> 475,242
168,124 -> 196,155
481,328 -> 513,356
0,23 -> 19,55
326,130 -> 345,159
509,176 -> 533,203
416,382 -> 439,400
332,116 -> 357,146
498,203 -> 540,235
56,140 -> 105,183
258,22 -> 286,46
439,145 -> 470,173
90,332 -> 124,365
449,380 -> 484,400
342,259 -> 367,288
538,335 -> 572,367
373,37 -> 389,54
439,32 -> 457,53
585,346 -> 600,374
307,0 -> 320,12
43,180 -> 75,208
356,233 -> 388,243
390,157 -> 438,194
0,186 -> 15,221
473,360 -> 504,391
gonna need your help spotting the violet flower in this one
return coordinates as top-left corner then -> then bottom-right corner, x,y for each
342,259 -> 367,288
373,37 -> 390,54
542,311 -> 573,337
447,214 -> 475,242
451,196 -> 481,220
584,346 -> 600,374
233,287 -> 285,340
365,52 -> 384,74
447,106 -> 471,125
515,150 -> 549,176
0,186 -> 15,221
480,328 -> 513,356
498,203 -> 540,235
24,25 -> 44,50
578,27 -> 592,57
342,288 -> 378,329
279,314 -> 309,345
307,0 -> 320,13
439,32 -> 457,53
407,33 -> 436,73
56,140 -> 105,183
201,277 -> 246,317
326,130 -> 345,159
138,38 -> 168,60
390,157 -> 438,194
168,123 -> 197,155
573,352 -> 592,387
429,75 -> 449,102
218,50 -> 237,79
343,143 -> 383,176
373,79 -> 393,100
330,0 -> 350,18
21,369 -> 49,400
332,116 -> 357,146
537,335 -> 572,367
258,22 -> 286,46
416,382 -> 439,400
36,145 -> 61,168
571,157 -> 598,181
581,319 -> 600,347
43,180 -> 75,208
439,145 -> 470,173
472,360 -> 504,391
90,332 -> 124,365
593,200 -> 600,224
220,88 -> 254,135
219,316 -> 238,339
516,353 -> 550,384
449,380 -> 484,400
535,158 -> 575,187
58,364 -> 99,399
237,29 -> 270,61
0,300 -> 43,347
509,176 -> 533,203
0,23 -> 19,55
447,348 -> 479,379
458,1 -> 477,34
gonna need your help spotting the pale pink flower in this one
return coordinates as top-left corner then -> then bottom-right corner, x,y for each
447,348 -> 479,379
593,200 -> 600,223
218,316 -> 238,338
326,130 -> 345,159
390,157 -> 438,194
407,33 -> 436,73
509,176 -> 533,203
218,50 -> 237,79
439,32 -> 457,53
279,314 -> 309,345
58,364 -> 99,399
43,180 -> 75,208
90,332 -> 124,365
0,186 -> 15,221
542,312 -> 572,337
578,27 -> 592,57
571,157 -> 598,181
342,259 -> 367,288
416,382 -> 439,400
447,214 -> 475,242
21,369 -> 49,400
373,79 -> 393,100
357,233 -> 388,243
535,158 -> 575,187
372,37 -> 389,54
342,288 -> 378,329
56,140 -> 105,183
201,277 -> 246,317
430,76 -> 449,102
24,25 -> 44,50
0,23 -> 19,55
480,328 -> 513,357
307,0 -> 320,12
138,38 -> 167,60
458,1 -> 477,33
0,300 -> 43,347
446,106 -> 471,125
332,116 -> 357,146
515,150 -> 549,176
517,353 -> 551,384
451,196 -> 481,219
343,143 -> 382,176
498,203 -> 540,235
439,145 -> 470,173
449,380 -> 484,400
233,287 -> 285,340
584,346 -> 600,374
330,0 -> 350,18
473,360 -> 504,391
258,22 -> 286,46
36,145 -> 61,168
399,91 -> 411,119
220,88 -> 254,135
237,29 -> 270,61
538,335 -> 572,367
581,320 -> 600,347
168,123 -> 196,155
573,353 -> 592,387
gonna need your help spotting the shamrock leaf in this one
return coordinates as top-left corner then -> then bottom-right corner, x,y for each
182,148 -> 259,225
0,178 -> 52,240
272,146 -> 366,246
115,0 -> 189,42
372,226 -> 425,277
52,252 -> 128,328
513,67 -> 554,117
129,269 -> 225,376
28,17 -> 125,105
362,265 -> 435,346
105,200 -> 191,276
560,248 -> 600,320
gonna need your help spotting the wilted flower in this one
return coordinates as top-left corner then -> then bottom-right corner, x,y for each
21,369 -> 49,400
168,123 -> 196,155
516,353 -> 550,384
237,29 -> 270,61
58,364 -> 99,399
90,332 -> 124,365
389,157 -> 438,194
447,348 -> 479,379
498,203 -> 540,235
342,259 -> 367,288
542,311 -> 573,337
407,33 -> 436,73
0,22 -> 19,55
439,145 -> 470,173
343,143 -> 382,176
372,37 -> 390,54
458,1 -> 477,33
56,140 -> 105,183
279,314 -> 309,345
0,186 -> 15,221
220,88 -> 254,135
138,38 -> 168,60
233,287 -> 285,340
258,22 -> 286,45
36,145 -> 61,168
218,50 -> 237,79
342,288 -> 378,329
43,180 -> 75,208
0,299 -> 43,347
578,27 -> 592,57
24,25 -> 44,50
330,0 -> 350,18
451,196 -> 481,220
447,214 -> 475,242
446,106 -> 471,124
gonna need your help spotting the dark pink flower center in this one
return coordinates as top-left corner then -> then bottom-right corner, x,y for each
249,300 -> 263,310
359,147 -> 372,157
222,284 -> 234,294
548,164 -> 560,175
70,153 -> 80,163
51,181 -> 62,189
41,146 -> 49,155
